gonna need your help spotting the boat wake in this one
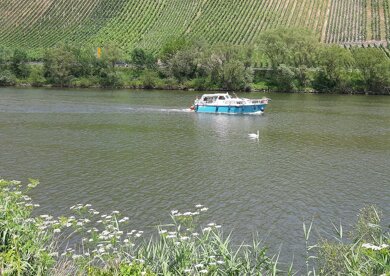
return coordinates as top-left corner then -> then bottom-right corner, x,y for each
123,107 -> 193,113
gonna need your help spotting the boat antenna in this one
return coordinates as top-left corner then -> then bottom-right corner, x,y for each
233,92 -> 238,98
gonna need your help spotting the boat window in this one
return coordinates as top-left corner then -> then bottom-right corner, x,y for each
218,96 -> 225,100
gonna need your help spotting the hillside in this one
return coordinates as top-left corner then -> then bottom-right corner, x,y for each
0,0 -> 389,52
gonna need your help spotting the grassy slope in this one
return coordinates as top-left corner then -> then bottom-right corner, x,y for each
0,0 -> 389,53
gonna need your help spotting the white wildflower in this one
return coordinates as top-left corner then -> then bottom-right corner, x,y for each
171,210 -> 178,215
199,269 -> 208,274
195,204 -> 203,208
200,207 -> 208,212
195,264 -> 203,268
159,230 -> 167,234
202,227 -> 212,232
53,229 -> 61,233
49,252 -> 58,257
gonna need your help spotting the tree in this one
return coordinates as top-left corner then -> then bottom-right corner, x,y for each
313,45 -> 354,92
100,43 -> 124,67
258,28 -> 320,68
11,49 -> 30,79
0,46 -> 12,70
160,37 -> 190,61
352,48 -> 390,93
222,60 -> 253,91
131,48 -> 156,70
43,44 -> 77,86
275,64 -> 296,91
166,48 -> 199,82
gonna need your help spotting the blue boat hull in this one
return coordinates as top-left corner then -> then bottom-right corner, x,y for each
195,104 -> 266,114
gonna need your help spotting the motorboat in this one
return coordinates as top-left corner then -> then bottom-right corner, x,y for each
190,93 -> 269,114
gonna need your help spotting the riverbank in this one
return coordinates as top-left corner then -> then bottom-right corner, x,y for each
1,179 -> 389,275
1,29 -> 390,95
2,79 -> 389,95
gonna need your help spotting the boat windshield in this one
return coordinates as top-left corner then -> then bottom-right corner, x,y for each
202,94 -> 230,102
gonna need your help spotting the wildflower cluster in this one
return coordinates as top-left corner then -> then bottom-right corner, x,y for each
362,243 -> 389,251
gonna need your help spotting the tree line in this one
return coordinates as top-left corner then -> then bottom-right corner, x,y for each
0,28 -> 389,94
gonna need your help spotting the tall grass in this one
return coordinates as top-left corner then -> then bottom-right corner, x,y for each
1,179 -> 389,275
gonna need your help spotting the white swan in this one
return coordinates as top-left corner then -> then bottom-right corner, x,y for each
248,130 -> 259,139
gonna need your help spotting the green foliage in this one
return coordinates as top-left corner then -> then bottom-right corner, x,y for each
274,64 -> 296,92
160,37 -> 190,61
313,45 -> 355,92
1,179 -> 389,275
28,66 -> 46,87
258,28 -> 320,68
221,59 -> 253,91
0,70 -> 17,86
0,179 -> 56,275
11,49 -> 30,79
165,48 -> 199,82
352,48 -> 390,93
309,205 -> 390,275
43,44 -> 78,87
100,43 -> 125,67
131,48 -> 156,70
139,69 -> 159,89
0,46 -> 13,65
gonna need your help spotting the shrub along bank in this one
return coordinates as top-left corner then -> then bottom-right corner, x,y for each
0,29 -> 390,94
0,179 -> 389,275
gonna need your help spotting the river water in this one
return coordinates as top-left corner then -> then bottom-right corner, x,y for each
0,88 -> 389,268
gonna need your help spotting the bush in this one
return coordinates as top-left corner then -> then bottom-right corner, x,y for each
0,70 -> 17,86
28,66 -> 46,87
139,69 -> 159,89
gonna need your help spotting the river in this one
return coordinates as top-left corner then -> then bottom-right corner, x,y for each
0,87 -> 389,269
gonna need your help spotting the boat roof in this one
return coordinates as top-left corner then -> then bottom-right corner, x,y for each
200,93 -> 230,97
